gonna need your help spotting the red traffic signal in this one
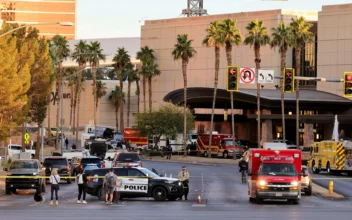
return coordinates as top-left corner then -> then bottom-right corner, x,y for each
227,66 -> 239,92
344,72 -> 352,97
283,68 -> 295,93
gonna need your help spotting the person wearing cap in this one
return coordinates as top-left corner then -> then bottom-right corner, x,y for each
178,165 -> 190,200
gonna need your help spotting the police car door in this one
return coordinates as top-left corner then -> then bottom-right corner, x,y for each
120,168 -> 148,196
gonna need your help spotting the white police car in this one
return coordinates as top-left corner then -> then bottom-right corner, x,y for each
87,167 -> 184,201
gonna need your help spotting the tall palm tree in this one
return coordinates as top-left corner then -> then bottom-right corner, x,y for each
134,71 -> 141,114
244,20 -> 270,149
126,63 -> 139,127
291,17 -> 314,148
219,18 -> 242,151
136,46 -> 155,113
203,20 -> 223,158
96,80 -> 107,111
51,35 -> 70,150
112,47 -> 130,132
72,40 -> 89,147
109,85 -> 125,131
146,62 -> 160,112
172,34 -> 197,157
88,41 -> 106,138
271,21 -> 293,142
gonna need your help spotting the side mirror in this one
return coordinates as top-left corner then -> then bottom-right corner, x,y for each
3,167 -> 8,171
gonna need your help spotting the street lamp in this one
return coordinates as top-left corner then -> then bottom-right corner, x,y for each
0,21 -> 73,38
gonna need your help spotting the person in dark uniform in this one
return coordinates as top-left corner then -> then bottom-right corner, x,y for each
65,138 -> 69,149
239,157 -> 248,183
166,144 -> 173,160
178,165 -> 190,200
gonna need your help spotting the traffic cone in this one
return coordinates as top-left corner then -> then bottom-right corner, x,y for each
197,194 -> 202,204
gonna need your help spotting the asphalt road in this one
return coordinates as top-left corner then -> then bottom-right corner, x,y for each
312,170 -> 352,200
0,161 -> 351,220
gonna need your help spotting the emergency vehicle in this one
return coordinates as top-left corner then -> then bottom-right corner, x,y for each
247,149 -> 306,204
310,140 -> 352,175
123,128 -> 148,146
196,133 -> 243,158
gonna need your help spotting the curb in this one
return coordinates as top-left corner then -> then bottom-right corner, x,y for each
312,182 -> 344,199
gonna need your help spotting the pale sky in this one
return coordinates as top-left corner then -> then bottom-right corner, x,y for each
76,0 -> 351,39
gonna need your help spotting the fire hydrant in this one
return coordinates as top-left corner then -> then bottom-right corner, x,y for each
329,181 -> 334,195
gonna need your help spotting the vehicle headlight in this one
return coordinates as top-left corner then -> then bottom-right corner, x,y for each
291,181 -> 298,186
228,150 -> 233,153
259,180 -> 267,186
178,182 -> 181,186
33,173 -> 38,176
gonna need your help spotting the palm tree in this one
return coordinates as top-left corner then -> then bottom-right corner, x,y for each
146,62 -> 160,112
109,85 -> 125,131
134,71 -> 141,114
88,41 -> 106,138
219,18 -> 242,152
290,17 -> 314,148
271,21 -> 293,142
51,35 -> 70,150
244,20 -> 270,148
72,40 -> 89,147
172,34 -> 197,157
126,63 -> 139,127
96,80 -> 107,111
203,20 -> 223,158
136,46 -> 155,113
112,47 -> 130,132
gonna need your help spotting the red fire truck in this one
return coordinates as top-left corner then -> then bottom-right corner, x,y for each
247,149 -> 307,204
196,133 -> 243,158
123,128 -> 148,146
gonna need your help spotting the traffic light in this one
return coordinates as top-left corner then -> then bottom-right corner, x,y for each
283,68 -> 295,93
344,72 -> 352,97
226,66 -> 239,92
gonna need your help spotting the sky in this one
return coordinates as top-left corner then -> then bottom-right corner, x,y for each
76,0 -> 350,39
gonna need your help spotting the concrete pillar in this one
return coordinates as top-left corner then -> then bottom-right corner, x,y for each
304,124 -> 314,148
261,109 -> 273,145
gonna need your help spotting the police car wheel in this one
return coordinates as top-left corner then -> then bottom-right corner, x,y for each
153,186 -> 167,201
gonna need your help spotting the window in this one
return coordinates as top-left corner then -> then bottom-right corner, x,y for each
114,169 -> 127,177
81,158 -> 101,164
10,161 -> 38,169
128,169 -> 144,177
259,164 -> 297,176
44,159 -> 67,166
117,153 -> 140,162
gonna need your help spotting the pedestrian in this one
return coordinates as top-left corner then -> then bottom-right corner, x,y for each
65,138 -> 69,149
76,168 -> 88,204
71,143 -> 76,150
178,165 -> 190,200
49,169 -> 60,206
239,157 -> 248,183
166,144 -> 173,160
103,168 -> 118,205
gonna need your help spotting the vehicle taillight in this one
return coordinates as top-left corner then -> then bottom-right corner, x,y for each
87,177 -> 92,184
101,161 -> 105,168
67,165 -> 70,171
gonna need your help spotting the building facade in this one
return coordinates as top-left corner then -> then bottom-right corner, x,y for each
1,0 -> 76,39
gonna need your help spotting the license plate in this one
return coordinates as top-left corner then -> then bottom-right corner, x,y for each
276,193 -> 282,197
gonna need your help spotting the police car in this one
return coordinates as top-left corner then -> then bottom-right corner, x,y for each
86,167 -> 184,201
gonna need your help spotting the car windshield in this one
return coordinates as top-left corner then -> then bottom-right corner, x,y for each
139,168 -> 159,178
10,161 -> 38,169
81,158 -> 101,164
259,164 -> 297,176
117,154 -> 140,162
224,140 -> 240,146
51,128 -> 59,131
44,159 -> 67,166
188,135 -> 198,140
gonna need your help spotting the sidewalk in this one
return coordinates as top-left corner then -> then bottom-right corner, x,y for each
312,182 -> 344,199
142,155 -> 239,166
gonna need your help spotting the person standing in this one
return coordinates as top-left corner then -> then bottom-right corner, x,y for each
76,168 -> 88,204
178,165 -> 190,200
166,144 -> 173,160
49,169 -> 60,206
239,157 -> 248,184
65,138 -> 69,150
103,168 -> 117,205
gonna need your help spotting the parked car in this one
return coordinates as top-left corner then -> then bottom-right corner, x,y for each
43,157 -> 71,184
113,152 -> 142,168
70,156 -> 102,176
272,139 -> 297,149
4,159 -> 46,194
84,163 -> 100,176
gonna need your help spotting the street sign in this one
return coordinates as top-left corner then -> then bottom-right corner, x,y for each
24,133 -> 30,142
258,70 -> 275,84
240,68 -> 256,84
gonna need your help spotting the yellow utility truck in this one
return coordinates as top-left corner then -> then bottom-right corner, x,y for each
310,140 -> 352,175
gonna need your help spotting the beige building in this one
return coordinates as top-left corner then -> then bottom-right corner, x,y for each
1,0 -> 76,39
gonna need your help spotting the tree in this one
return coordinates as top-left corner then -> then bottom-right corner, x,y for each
202,20 -> 223,158
271,21 -> 293,142
51,35 -> 70,150
112,47 -> 130,132
72,40 -> 89,147
219,18 -> 242,154
0,23 -> 31,141
96,80 -> 107,111
290,17 -> 314,148
66,67 -> 77,132
172,34 -> 197,157
136,46 -> 155,113
134,103 -> 195,150
126,63 -> 139,127
88,41 -> 106,138
244,19 -> 270,148
146,61 -> 160,112
109,86 -> 125,131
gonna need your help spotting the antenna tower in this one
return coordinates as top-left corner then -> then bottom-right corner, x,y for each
181,0 -> 207,17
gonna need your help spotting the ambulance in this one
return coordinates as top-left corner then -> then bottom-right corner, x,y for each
310,140 -> 352,175
196,133 -> 243,158
247,149 -> 307,204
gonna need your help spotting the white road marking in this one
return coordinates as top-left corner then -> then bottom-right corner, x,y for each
192,204 -> 206,207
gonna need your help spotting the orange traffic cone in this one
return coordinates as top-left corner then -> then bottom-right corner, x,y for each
197,194 -> 202,204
